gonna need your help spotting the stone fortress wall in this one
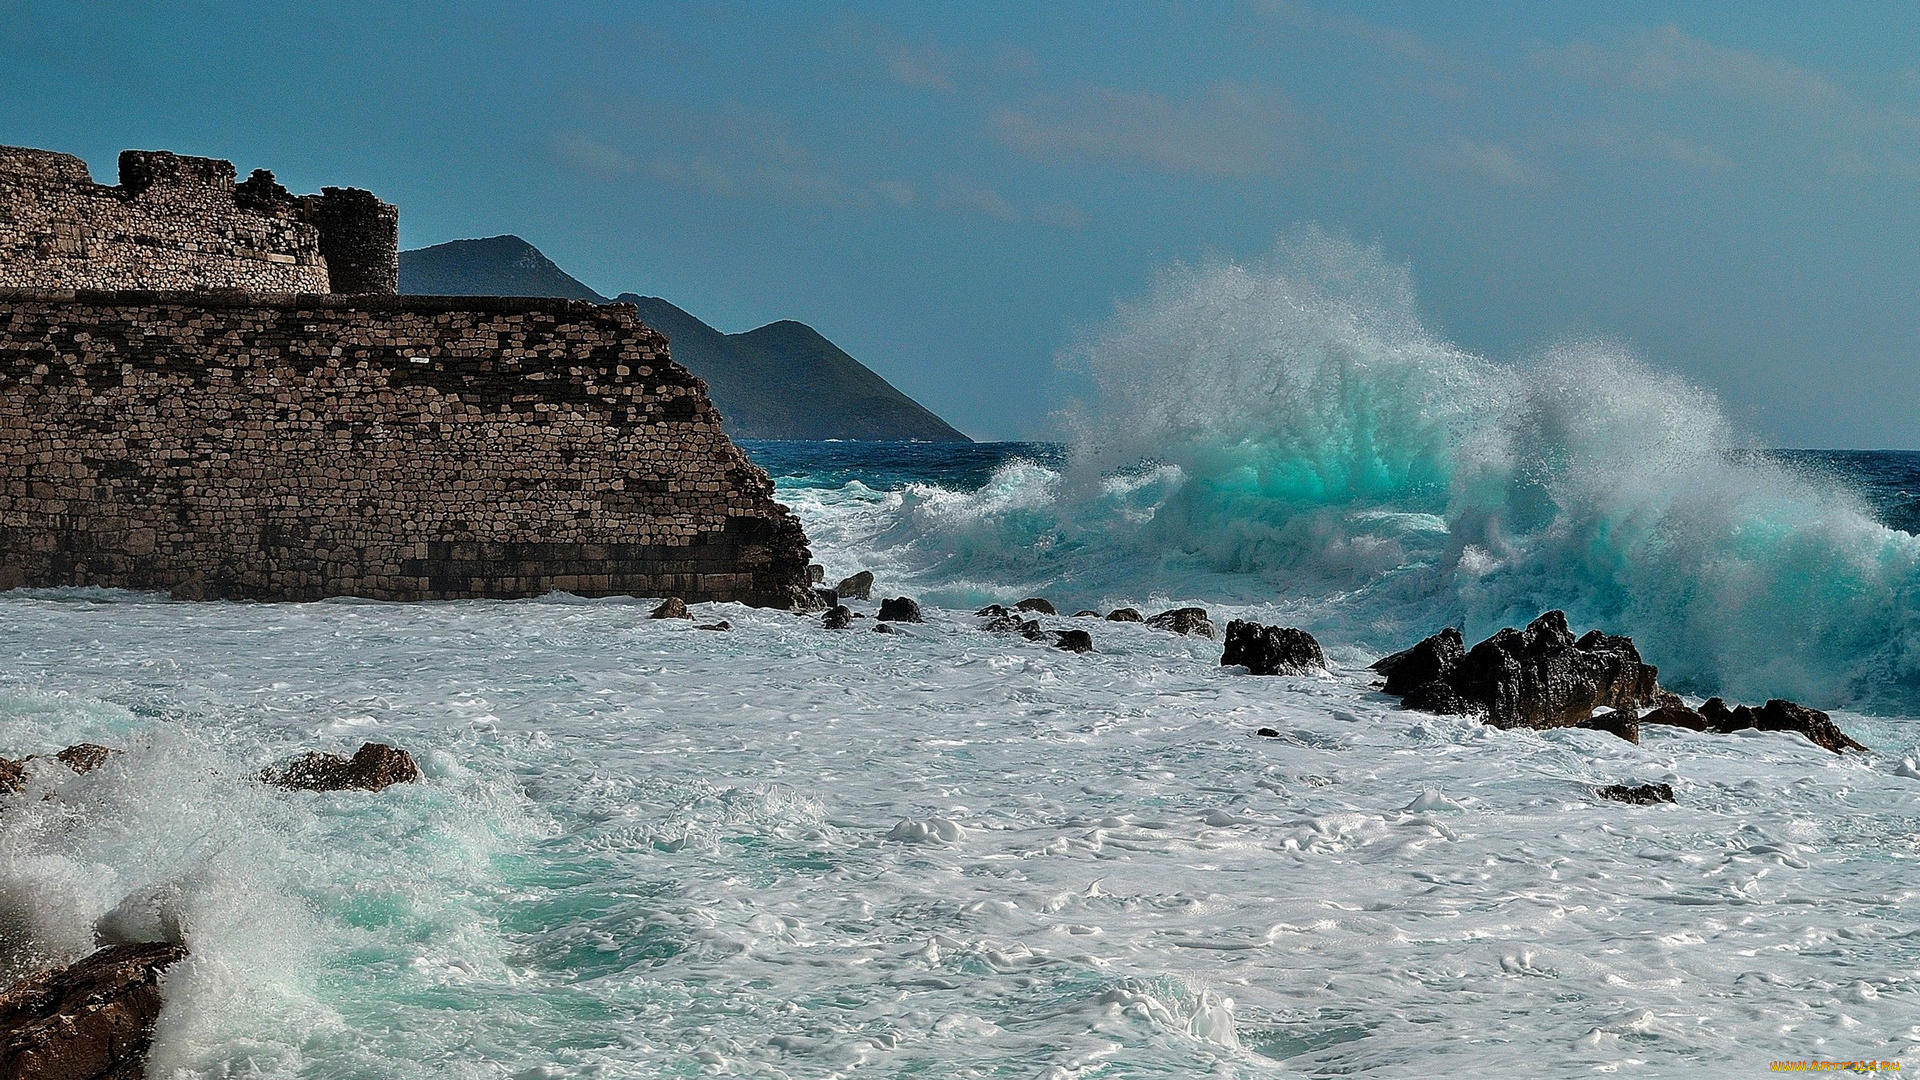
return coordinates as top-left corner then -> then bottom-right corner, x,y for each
0,145 -> 815,606
0,145 -> 399,295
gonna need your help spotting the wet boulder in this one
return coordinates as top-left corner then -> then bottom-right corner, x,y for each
1019,619 -> 1047,641
1598,782 -> 1675,805
1105,608 -> 1144,623
877,597 -> 923,623
976,604 -> 1009,618
1371,612 -> 1664,729
872,623 -> 896,635
1576,711 -> 1640,744
1052,629 -> 1094,654
265,742 -> 420,792
694,620 -> 731,632
1,745 -> 122,795
813,587 -> 839,608
1146,607 -> 1214,638
821,605 -> 853,630
1221,621 -> 1326,676
1642,697 -> 1868,754
833,570 -> 874,601
0,941 -> 187,1080
982,613 -> 1023,633
1072,610 -> 1101,618
650,597 -> 690,620
1014,598 -> 1056,615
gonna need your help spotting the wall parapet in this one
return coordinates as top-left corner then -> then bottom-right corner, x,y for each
0,146 -> 399,295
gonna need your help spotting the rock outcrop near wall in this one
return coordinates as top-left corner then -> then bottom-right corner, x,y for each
0,291 -> 815,605
0,146 -> 398,294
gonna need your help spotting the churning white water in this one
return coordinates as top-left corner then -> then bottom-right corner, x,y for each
4,233 -> 1919,1076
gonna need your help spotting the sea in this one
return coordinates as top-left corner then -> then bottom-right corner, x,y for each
3,236 -> 1918,1076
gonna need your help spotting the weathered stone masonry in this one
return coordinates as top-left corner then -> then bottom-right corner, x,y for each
0,291 -> 815,605
0,145 -> 399,295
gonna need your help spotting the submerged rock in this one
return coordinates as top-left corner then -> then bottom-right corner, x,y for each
1146,607 -> 1214,638
1221,621 -> 1326,676
976,604 -> 1009,617
872,623 -> 896,635
1254,727 -> 1281,738
877,597 -> 923,623
833,570 -> 873,600
813,587 -> 839,608
0,941 -> 187,1080
1015,598 -> 1056,615
1052,629 -> 1094,654
821,604 -> 853,630
1641,697 -> 1867,754
1371,612 -> 1663,729
1,744 -> 122,795
1576,711 -> 1640,744
694,621 -> 731,632
650,597 -> 690,620
1105,608 -> 1143,623
53,745 -> 115,774
1598,782 -> 1675,805
265,742 -> 420,792
982,613 -> 1023,633
1019,619 -> 1047,641
1071,610 -> 1101,618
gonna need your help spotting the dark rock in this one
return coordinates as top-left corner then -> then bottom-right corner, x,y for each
821,605 -> 853,630
1372,612 -> 1664,729
0,759 -> 20,796
983,614 -> 1022,633
694,621 -> 731,632
1712,697 -> 1866,754
52,745 -> 116,774
834,571 -> 874,601
1639,702 -> 1710,731
1015,598 -> 1056,615
976,604 -> 1010,618
872,623 -> 895,635
814,588 -> 838,608
1019,619 -> 1046,641
650,597 -> 690,620
1146,607 -> 1213,638
1072,610 -> 1101,618
1597,782 -> 1675,805
265,742 -> 420,792
0,941 -> 187,1080
1576,711 -> 1640,744
877,597 -> 922,623
168,574 -> 207,602
1221,621 -> 1326,676
809,564 -> 825,583
1105,608 -> 1143,623
1052,630 -> 1094,654
1254,727 -> 1281,738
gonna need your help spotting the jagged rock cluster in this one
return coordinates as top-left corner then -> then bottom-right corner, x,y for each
1371,611 -> 1866,755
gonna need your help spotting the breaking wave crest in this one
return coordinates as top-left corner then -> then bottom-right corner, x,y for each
807,229 -> 1920,710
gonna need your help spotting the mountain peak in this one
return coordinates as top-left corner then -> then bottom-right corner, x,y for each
400,236 -> 608,302
400,243 -> 968,441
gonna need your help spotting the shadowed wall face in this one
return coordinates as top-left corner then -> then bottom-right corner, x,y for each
0,292 -> 815,605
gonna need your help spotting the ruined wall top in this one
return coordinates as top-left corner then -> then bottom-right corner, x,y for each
0,144 -> 398,294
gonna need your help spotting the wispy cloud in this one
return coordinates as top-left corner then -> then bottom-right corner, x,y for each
1570,123 -> 1735,173
1536,25 -> 1839,105
551,132 -> 641,180
878,39 -> 954,92
1436,137 -> 1547,187
992,82 -> 1303,177
1534,25 -> 1920,179
559,104 -> 1072,226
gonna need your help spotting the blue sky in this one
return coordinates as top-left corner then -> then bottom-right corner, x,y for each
5,1 -> 1919,444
